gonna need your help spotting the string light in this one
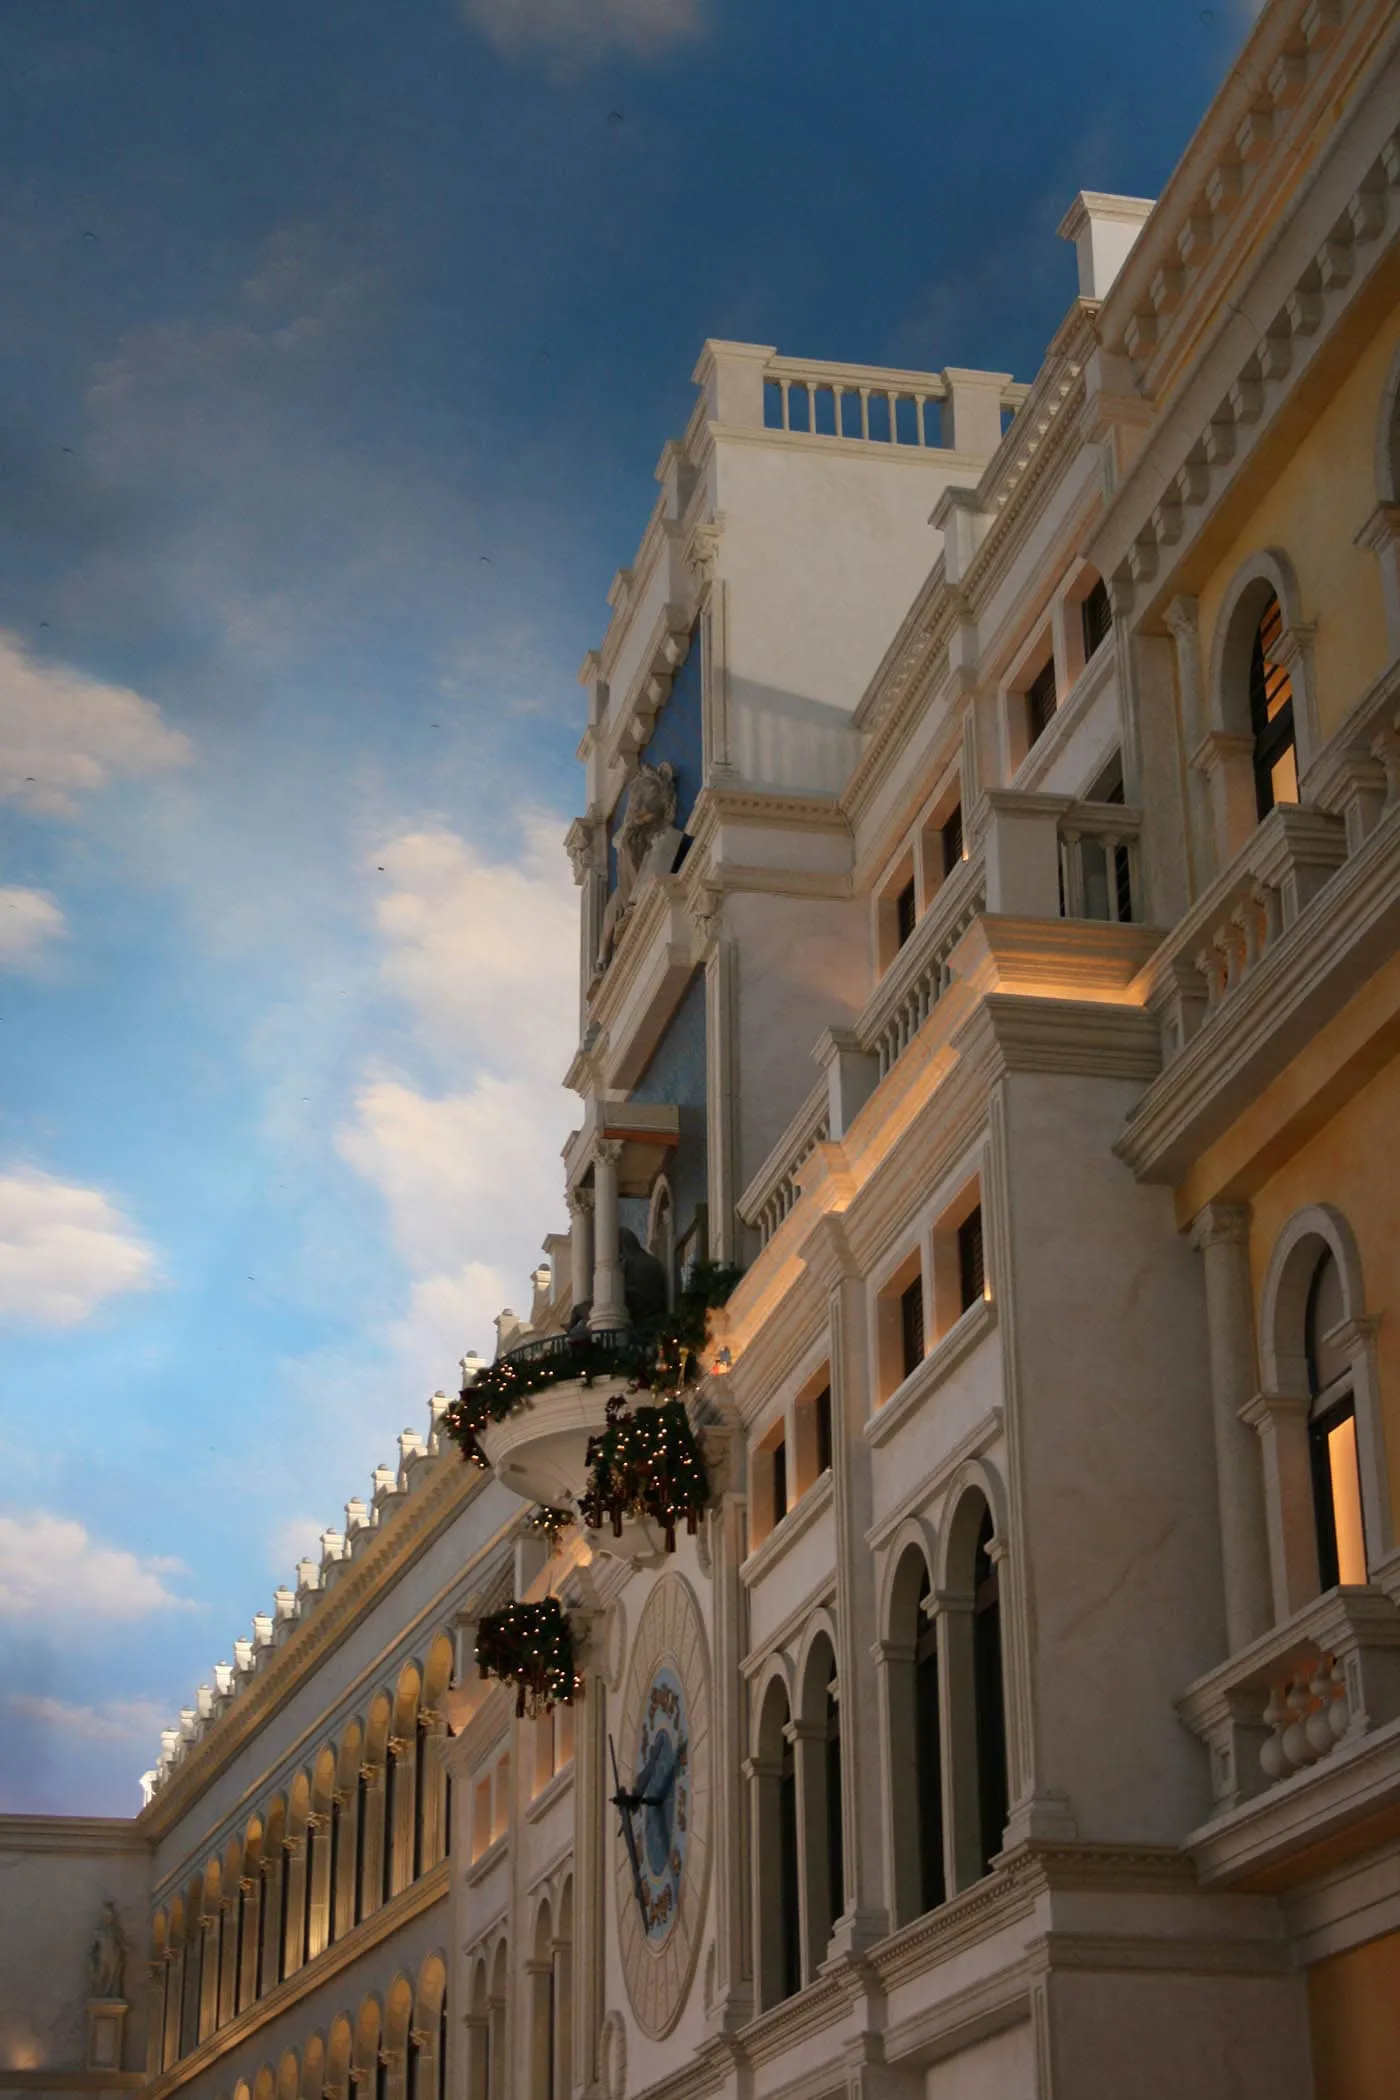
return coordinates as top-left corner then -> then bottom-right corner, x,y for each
475,1597 -> 578,1719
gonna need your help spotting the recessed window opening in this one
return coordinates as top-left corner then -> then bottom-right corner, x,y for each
941,801 -> 964,877
1026,657 -> 1057,747
778,1730 -> 801,2001
957,1208 -> 985,1313
824,1679 -> 844,1925
814,1384 -> 832,1477
972,1510 -> 1009,1875
915,1576 -> 945,1912
895,877 -> 917,949
771,1433 -> 788,1525
900,1276 -> 925,1380
1249,591 -> 1298,818
1306,1249 -> 1366,1589
1080,578 -> 1112,661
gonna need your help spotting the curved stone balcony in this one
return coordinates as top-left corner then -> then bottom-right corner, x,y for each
473,1331 -> 644,1508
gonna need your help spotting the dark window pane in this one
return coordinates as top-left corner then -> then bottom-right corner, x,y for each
895,878 -> 917,948
779,1738 -> 801,1999
1026,657 -> 1057,746
771,1436 -> 787,1525
1081,578 -> 1112,659
958,1207 -> 985,1312
915,1598 -> 945,1912
1249,592 -> 1297,818
900,1277 -> 924,1379
973,1512 -> 1008,1875
941,802 -> 964,877
814,1385 -> 832,1476
825,1692 -> 844,1924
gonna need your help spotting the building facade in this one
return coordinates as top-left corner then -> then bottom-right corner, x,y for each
5,0 -> 1400,2095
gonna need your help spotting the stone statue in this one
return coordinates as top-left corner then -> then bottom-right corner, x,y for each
88,1901 -> 126,2000
619,1228 -> 669,1323
595,762 -> 680,972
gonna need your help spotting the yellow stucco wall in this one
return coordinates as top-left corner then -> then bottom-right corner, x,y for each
1308,1930 -> 1400,2100
1246,1042 -> 1400,1538
1198,295 -> 1400,745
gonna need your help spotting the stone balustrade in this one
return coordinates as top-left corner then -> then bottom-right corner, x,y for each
1178,1585 -> 1400,1817
1145,804 -> 1350,1061
737,1081 -> 830,1250
760,353 -> 1026,454
859,848 -> 987,1078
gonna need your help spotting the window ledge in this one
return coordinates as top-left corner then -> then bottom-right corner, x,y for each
525,1760 -> 575,1824
740,1471 -> 834,1590
464,1830 -> 510,1884
865,1298 -> 997,1450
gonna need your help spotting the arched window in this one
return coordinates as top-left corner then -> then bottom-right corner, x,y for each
751,1676 -> 800,2008
1306,1248 -> 1367,1588
1248,590 -> 1298,818
881,1545 -> 944,1927
972,1509 -> 1009,1876
795,1630 -> 843,1973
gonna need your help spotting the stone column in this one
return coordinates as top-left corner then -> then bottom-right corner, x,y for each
237,1875 -> 260,2013
258,1851 -> 281,1995
872,1636 -> 918,1928
359,1762 -> 386,1920
566,1189 -> 593,1321
1357,502 -> 1400,655
570,1648 -> 606,2094
1191,1202 -> 1273,1652
386,1735 -> 414,1900
551,1936 -> 572,2100
786,1716 -> 828,1982
932,1588 -> 982,1896
281,1836 -> 307,1976
588,1141 -> 627,1330
826,1265 -> 888,1954
705,1471 -> 754,2033
463,2013 -> 490,2100
197,1911 -> 220,2041
1165,596 -> 1214,898
305,1810 -> 331,1961
217,1893 -> 238,2026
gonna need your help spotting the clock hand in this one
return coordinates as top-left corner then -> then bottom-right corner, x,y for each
608,1734 -> 650,1934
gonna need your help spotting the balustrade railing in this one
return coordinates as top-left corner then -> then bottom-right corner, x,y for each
1059,803 -> 1141,925
763,356 -> 946,448
737,1080 -> 831,1250
1146,805 -> 1349,1061
1179,1587 -> 1400,1816
858,851 -> 986,1078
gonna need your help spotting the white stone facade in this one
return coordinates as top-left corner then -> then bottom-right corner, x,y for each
6,4 -> 1400,2098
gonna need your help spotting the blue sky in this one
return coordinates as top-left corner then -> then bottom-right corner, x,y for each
0,0 -> 1250,1813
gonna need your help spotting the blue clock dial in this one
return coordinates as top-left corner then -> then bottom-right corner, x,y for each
633,1663 -> 688,1944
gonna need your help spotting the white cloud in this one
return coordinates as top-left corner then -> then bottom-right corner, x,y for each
267,1511 -> 333,1580
4,1691 -> 170,1743
0,632 -> 189,816
333,812 -> 578,1379
460,0 -> 705,63
372,815 -> 578,1084
0,1168 -> 158,1326
0,886 -> 66,969
0,1510 -> 185,1621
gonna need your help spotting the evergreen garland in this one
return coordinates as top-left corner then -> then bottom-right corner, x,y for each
578,1395 -> 712,1552
475,1597 -> 578,1718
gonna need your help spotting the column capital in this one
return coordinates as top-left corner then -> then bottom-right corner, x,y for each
567,1185 -> 595,1217
1164,593 -> 1200,643
1190,1200 -> 1251,1250
595,1137 -> 625,1169
1355,500 -> 1400,555
360,1761 -> 384,1785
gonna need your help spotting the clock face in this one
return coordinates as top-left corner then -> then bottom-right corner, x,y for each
634,1663 -> 689,1944
615,1574 -> 711,2038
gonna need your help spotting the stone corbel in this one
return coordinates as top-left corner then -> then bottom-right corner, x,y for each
1240,1390 -> 1318,1622
689,882 -> 724,951
1356,502 -> 1400,654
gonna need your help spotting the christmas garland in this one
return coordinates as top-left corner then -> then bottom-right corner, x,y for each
443,1262 -> 744,1469
475,1597 -> 578,1718
578,1395 -> 712,1552
526,1504 -> 574,1550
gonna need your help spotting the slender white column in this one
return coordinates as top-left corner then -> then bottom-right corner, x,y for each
566,1189 -> 593,1320
1191,1202 -> 1273,1651
588,1142 -> 626,1330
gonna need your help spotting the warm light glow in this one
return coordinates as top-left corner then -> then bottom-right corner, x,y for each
1327,1415 -> 1367,1585
1271,742 -> 1299,808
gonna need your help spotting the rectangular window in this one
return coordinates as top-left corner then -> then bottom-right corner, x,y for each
958,1207 -> 985,1312
895,878 -> 917,948
1026,658 -> 1057,746
900,1276 -> 925,1380
771,1435 -> 788,1525
1080,578 -> 1112,660
814,1384 -> 832,1477
941,802 -> 964,877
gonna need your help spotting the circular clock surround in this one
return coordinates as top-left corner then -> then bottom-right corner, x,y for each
615,1572 -> 712,2038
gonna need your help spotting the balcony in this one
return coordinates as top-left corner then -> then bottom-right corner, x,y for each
1178,1586 -> 1400,1834
469,1332 -> 647,1507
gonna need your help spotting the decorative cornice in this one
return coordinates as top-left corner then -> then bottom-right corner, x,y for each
0,1813 -> 150,1854
951,992 -> 1161,1087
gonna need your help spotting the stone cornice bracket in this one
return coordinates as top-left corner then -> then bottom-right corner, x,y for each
689,882 -> 724,949
1189,1201 -> 1251,1251
564,814 -> 603,887
684,513 -> 724,589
